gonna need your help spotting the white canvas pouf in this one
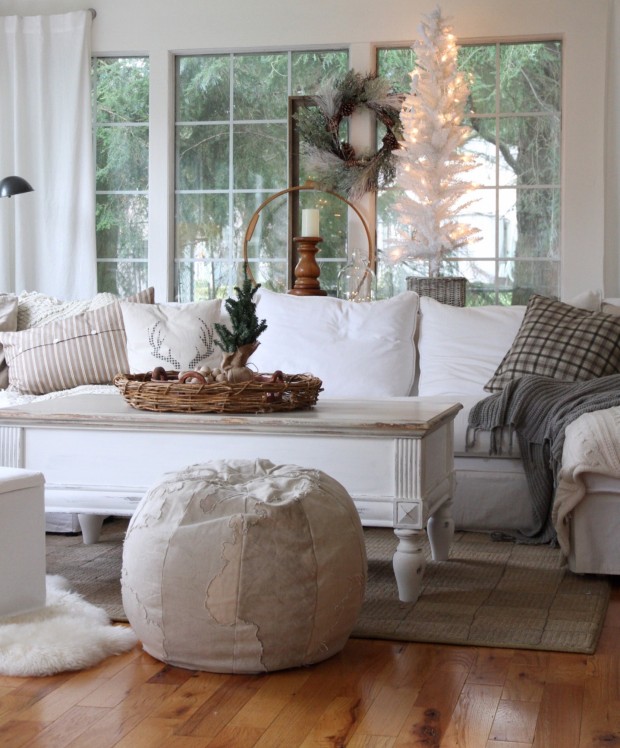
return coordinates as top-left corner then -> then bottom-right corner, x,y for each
122,458 -> 367,673
0,467 -> 46,617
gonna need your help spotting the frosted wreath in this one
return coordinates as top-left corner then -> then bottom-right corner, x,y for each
294,70 -> 403,199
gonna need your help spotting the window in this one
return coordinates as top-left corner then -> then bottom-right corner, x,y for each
174,50 -> 348,300
376,41 -> 562,305
92,57 -> 149,296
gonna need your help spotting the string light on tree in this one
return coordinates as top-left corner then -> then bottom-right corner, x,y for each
391,7 -> 480,276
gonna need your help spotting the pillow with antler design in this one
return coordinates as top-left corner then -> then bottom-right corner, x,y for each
120,300 -> 222,375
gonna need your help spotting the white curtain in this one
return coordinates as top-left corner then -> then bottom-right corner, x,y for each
0,10 -> 96,299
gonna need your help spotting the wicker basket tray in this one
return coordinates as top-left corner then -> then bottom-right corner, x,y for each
113,371 -> 323,414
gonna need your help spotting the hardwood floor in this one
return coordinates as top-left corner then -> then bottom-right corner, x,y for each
1,579 -> 619,748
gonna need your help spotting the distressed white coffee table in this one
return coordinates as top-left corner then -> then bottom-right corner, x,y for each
0,393 -> 461,603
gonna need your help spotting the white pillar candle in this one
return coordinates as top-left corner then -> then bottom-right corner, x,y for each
301,208 -> 320,237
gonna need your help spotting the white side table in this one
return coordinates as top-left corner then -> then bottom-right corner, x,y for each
0,467 -> 46,617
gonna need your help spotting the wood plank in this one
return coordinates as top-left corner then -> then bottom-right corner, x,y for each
399,646 -> 476,742
532,683 -> 583,748
250,639 -> 407,746
65,682 -> 181,748
393,706 -> 441,747
0,673 -> 73,720
228,669 -> 311,729
347,736 -> 396,748
150,672 -> 230,724
353,684 -> 420,738
349,642 -> 443,741
17,705 -> 108,746
595,626 -> 620,656
0,678 -> 28,689
205,724 -> 265,748
542,653 -> 589,686
466,648 -> 514,686
114,716 -> 245,747
579,653 -> 620,747
488,699 -> 539,744
13,677 -> 109,724
147,665 -> 196,687
77,657 -> 167,709
441,683 -> 503,747
501,653 -> 549,703
298,695 -> 364,747
173,675 -> 263,740
0,719 -> 41,748
578,699 -> 620,748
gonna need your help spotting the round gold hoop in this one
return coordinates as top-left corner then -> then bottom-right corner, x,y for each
242,181 -> 375,285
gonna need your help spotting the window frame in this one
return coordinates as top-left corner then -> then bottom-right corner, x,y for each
173,48 -> 349,301
92,54 -> 150,297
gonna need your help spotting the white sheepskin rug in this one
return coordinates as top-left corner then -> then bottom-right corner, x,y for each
0,575 -> 138,677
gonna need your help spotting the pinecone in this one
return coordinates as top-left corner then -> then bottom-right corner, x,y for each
341,101 -> 356,117
340,142 -> 356,162
382,131 -> 399,151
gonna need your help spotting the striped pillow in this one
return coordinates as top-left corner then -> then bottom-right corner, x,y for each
1,290 -> 153,395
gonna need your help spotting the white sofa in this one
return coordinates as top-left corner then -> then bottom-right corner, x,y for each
0,286 -> 619,575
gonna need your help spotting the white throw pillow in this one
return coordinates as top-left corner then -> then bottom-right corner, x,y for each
251,290 -> 419,398
120,301 -> 222,374
417,297 -> 526,397
563,289 -> 602,311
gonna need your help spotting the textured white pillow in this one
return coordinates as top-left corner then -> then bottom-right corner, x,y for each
0,295 -> 18,390
251,290 -> 419,398
17,289 -> 154,330
120,301 -> 222,374
563,289 -> 602,311
417,297 -> 526,397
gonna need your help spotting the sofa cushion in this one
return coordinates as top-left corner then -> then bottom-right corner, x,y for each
417,297 -> 526,397
120,300 -> 222,374
485,294 -> 620,392
251,290 -> 419,398
1,289 -> 154,395
0,295 -> 18,390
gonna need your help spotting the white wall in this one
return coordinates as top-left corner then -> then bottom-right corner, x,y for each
0,0 -> 615,299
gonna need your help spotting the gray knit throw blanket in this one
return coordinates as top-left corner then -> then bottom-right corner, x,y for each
467,373 -> 620,544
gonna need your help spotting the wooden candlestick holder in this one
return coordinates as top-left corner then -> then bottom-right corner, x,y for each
288,236 -> 327,296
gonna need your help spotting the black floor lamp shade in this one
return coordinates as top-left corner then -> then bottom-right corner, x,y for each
0,176 -> 34,198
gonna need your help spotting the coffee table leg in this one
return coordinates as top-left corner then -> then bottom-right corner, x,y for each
427,500 -> 455,562
393,529 -> 426,603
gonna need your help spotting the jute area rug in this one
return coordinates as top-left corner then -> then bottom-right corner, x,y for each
45,518 -> 610,655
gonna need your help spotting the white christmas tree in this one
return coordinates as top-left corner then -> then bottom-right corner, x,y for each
391,7 -> 479,276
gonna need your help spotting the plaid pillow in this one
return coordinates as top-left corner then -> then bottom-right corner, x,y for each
484,294 -> 620,392
1,289 -> 154,395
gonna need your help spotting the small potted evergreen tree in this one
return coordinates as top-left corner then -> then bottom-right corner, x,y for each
214,267 -> 267,383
